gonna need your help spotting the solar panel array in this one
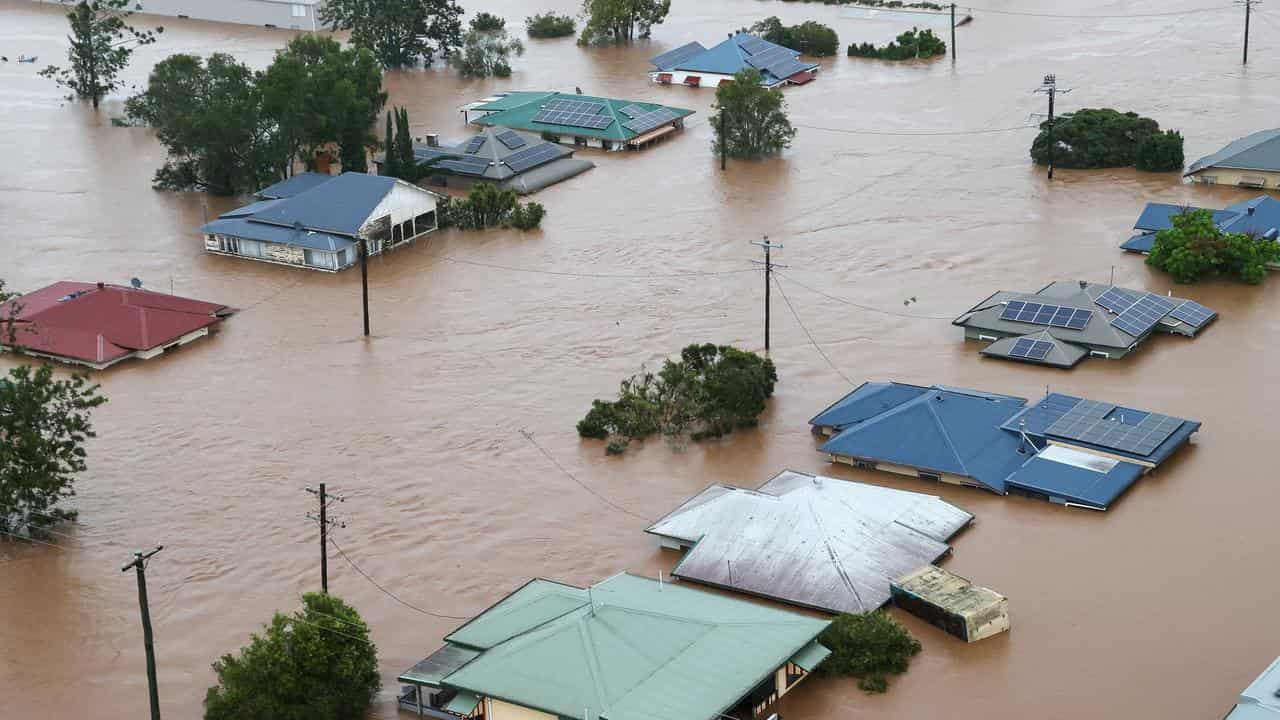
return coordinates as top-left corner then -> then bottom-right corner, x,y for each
546,99 -> 606,114
766,58 -> 812,80
1109,293 -> 1176,337
436,156 -> 490,177
1009,338 -> 1054,360
503,143 -> 561,173
650,41 -> 706,70
532,108 -> 614,130
495,130 -> 526,150
1045,399 -> 1184,457
1094,287 -> 1142,315
465,136 -> 486,154
1168,300 -> 1215,328
738,35 -> 772,56
1000,301 -> 1093,330
744,45 -> 809,80
618,104 -> 646,119
623,107 -> 680,134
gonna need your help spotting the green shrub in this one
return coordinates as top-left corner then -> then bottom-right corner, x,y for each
510,201 -> 545,230
448,183 -> 545,231
470,12 -> 505,32
817,612 -> 921,694
1136,130 -> 1185,172
1030,108 -> 1182,171
848,27 -> 945,59
1147,208 -> 1280,284
526,11 -> 576,38
748,17 -> 839,56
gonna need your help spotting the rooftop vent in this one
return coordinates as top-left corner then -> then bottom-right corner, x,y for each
1079,280 -> 1088,289
1264,228 -> 1278,240
1248,206 -> 1256,215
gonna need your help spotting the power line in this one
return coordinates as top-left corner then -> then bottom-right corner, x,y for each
289,615 -> 374,644
793,122 -> 1037,137
0,528 -> 69,550
961,4 -> 1233,18
520,429 -> 650,522
428,253 -> 755,280
327,536 -> 471,621
770,275 -> 855,386
774,271 -> 955,320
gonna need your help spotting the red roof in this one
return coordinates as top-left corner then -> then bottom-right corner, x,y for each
788,71 -> 815,85
1,282 -> 229,367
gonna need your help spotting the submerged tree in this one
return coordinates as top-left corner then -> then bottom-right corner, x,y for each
579,0 -> 671,45
749,16 -> 839,56
451,26 -> 526,78
40,0 -> 162,109
712,69 -> 796,159
1147,208 -> 1280,284
817,612 -> 921,693
1029,108 -> 1183,171
204,593 -> 380,720
320,0 -> 464,68
848,27 -> 945,60
526,11 -> 577,39
0,365 -> 107,540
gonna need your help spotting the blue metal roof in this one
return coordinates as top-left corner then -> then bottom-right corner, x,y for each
809,381 -> 929,431
651,34 -> 817,83
1002,393 -> 1200,464
1187,128 -> 1280,174
1125,197 -> 1280,254
219,198 -> 285,219
1000,393 -> 1081,436
1005,454 -> 1145,510
199,216 -> 356,253
250,172 -> 396,236
256,172 -> 336,199
1120,231 -> 1156,253
1222,195 -> 1280,236
649,41 -> 707,71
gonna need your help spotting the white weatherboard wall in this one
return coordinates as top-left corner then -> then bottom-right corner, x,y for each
32,0 -> 320,30
485,698 -> 556,720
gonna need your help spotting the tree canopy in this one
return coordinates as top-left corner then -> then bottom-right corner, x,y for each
817,612 -> 921,693
1029,108 -> 1184,172
40,0 -> 162,109
712,69 -> 796,159
319,0 -> 464,68
749,17 -> 839,57
204,593 -> 380,720
470,12 -> 506,32
1147,208 -> 1280,284
526,11 -> 577,39
0,364 -> 107,540
579,0 -> 671,45
441,184 -> 545,231
848,27 -> 945,60
451,26 -> 525,77
577,343 -> 777,454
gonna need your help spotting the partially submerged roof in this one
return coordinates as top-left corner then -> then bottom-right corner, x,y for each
649,33 -> 818,86
1187,129 -> 1280,175
407,125 -> 594,191
1228,656 -> 1280,719
427,573 -> 830,720
980,330 -> 1088,369
809,381 -> 930,431
0,282 -> 230,368
1122,197 -> 1280,254
470,91 -> 694,143
255,172 -> 335,199
646,469 -> 973,614
893,565 -> 1006,619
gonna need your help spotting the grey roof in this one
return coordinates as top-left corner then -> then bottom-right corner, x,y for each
649,41 -> 708,71
1228,656 -> 1280,719
250,172 -> 396,236
398,644 -> 481,687
403,126 -> 590,190
1187,129 -> 1280,175
646,469 -> 973,614
980,330 -> 1088,368
255,172 -> 336,199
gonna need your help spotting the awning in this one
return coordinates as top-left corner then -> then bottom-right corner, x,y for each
788,640 -> 832,672
683,75 -> 701,86
444,690 -> 481,715
656,73 -> 672,83
628,124 -> 678,146
788,71 -> 815,85
397,644 -> 482,687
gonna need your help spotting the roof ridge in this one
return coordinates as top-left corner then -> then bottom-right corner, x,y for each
924,391 -> 972,477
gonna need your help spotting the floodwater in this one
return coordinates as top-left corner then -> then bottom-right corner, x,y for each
2,0 -> 1278,718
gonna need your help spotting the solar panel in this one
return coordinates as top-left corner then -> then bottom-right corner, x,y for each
999,301 -> 1093,330
1109,293 -> 1177,337
623,108 -> 680,134
618,104 -> 646,119
436,156 -> 490,176
1168,300 -> 1215,328
746,46 -> 793,72
503,143 -> 562,173
545,99 -> 606,115
532,109 -> 614,130
1045,399 -> 1183,457
495,130 -> 526,150
465,136 -> 486,154
738,35 -> 772,56
1095,287 -> 1141,314
650,41 -> 706,70
1008,338 -> 1054,360
766,58 -> 810,80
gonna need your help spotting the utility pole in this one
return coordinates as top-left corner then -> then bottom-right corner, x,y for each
1033,74 -> 1072,180
1236,0 -> 1258,64
951,3 -> 957,63
122,546 -> 164,720
305,484 -> 345,593
719,109 -> 727,171
359,238 -> 370,337
751,236 -> 785,352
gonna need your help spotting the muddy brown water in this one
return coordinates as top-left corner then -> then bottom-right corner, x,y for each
2,0 -> 1279,718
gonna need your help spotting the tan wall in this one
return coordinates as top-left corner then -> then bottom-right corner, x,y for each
486,698 -> 558,720
965,599 -> 1012,642
1190,168 -> 1280,189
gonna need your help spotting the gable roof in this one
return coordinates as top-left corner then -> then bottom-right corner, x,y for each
437,573 -> 829,720
979,330 -> 1088,368
470,92 -> 695,142
646,469 -> 973,614
649,34 -> 818,84
249,172 -> 396,235
1187,129 -> 1280,175
407,126 -> 594,190
255,172 -> 335,199
1122,196 -> 1280,254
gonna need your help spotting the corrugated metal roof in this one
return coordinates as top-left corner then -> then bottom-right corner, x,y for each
1187,129 -> 1280,175
646,469 -> 973,614
648,34 -> 818,84
1004,451 -> 1145,509
439,573 -> 829,720
649,41 -> 708,70
470,92 -> 694,142
444,691 -> 482,714
398,644 -> 481,686
250,172 -> 396,236
788,640 -> 831,672
979,330 -> 1087,368
809,381 -> 930,431
255,172 -> 335,199
444,579 -> 589,650
200,217 -> 357,252
1228,656 -> 1280,718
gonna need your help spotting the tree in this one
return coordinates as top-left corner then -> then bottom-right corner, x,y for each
125,53 -> 278,195
748,17 -> 838,56
579,0 -> 671,45
0,365 -> 107,539
817,612 -> 921,693
1136,130 -> 1185,172
848,27 -> 946,60
1029,108 -> 1181,171
40,0 -> 161,110
204,593 -> 380,720
395,107 -> 414,176
446,183 -> 544,230
470,12 -> 506,32
320,0 -> 464,68
1147,208 -> 1280,284
526,11 -> 577,39
712,69 -> 796,159
382,111 -> 399,180
451,27 -> 525,78
0,280 -> 18,347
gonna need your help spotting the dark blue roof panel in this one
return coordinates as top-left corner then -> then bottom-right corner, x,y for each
256,172 -> 336,200
250,172 -> 396,236
809,382 -> 929,431
652,33 -> 817,82
1005,455 -> 1145,510
199,217 -> 356,253
1000,393 -> 1082,436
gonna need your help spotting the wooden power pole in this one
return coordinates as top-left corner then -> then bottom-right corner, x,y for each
122,546 -> 165,720
359,239 -> 370,337
306,483 -> 344,593
751,236 -> 785,351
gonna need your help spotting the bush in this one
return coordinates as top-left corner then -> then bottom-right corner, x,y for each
576,344 -> 777,454
448,183 -> 545,231
1147,208 -> 1280,284
748,17 -> 839,56
817,612 -> 921,694
510,201 -> 545,230
526,11 -> 576,39
1030,108 -> 1182,171
848,27 -> 945,59
470,12 -> 505,32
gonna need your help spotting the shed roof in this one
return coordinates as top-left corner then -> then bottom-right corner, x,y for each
435,573 -> 829,720
1187,129 -> 1280,175
646,469 -> 973,614
892,565 -> 1005,618
470,91 -> 694,142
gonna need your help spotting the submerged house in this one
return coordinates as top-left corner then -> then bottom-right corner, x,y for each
32,0 -> 323,30
398,573 -> 830,720
1185,129 -> 1280,189
1121,195 -> 1280,267
953,280 -> 1216,367
464,91 -> 694,151
1227,655 -> 1280,719
0,281 -> 231,369
811,382 -> 1201,510
199,172 -> 438,272
377,126 -> 594,195
648,33 -> 818,88
891,565 -> 1009,643
646,469 -> 973,614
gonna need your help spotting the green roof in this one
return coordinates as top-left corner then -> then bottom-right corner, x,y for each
445,578 -> 590,650
788,640 -> 831,672
438,573 -> 830,720
471,91 -> 695,142
445,690 -> 482,715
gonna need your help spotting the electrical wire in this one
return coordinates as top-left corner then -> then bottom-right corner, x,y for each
520,429 -> 651,522
327,536 -> 471,621
289,615 -> 375,644
960,4 -> 1233,19
774,271 -> 956,320
428,253 -> 756,280
770,274 -> 855,386
793,123 -> 1037,137
0,528 -> 68,550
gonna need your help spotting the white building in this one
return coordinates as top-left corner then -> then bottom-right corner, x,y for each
32,0 -> 322,30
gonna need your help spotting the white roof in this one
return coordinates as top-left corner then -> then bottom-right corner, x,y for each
1229,656 -> 1280,719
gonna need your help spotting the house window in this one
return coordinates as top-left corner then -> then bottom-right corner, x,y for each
292,4 -> 307,17
918,470 -> 941,482
414,211 -> 435,232
855,460 -> 876,471
1201,175 -> 1217,185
